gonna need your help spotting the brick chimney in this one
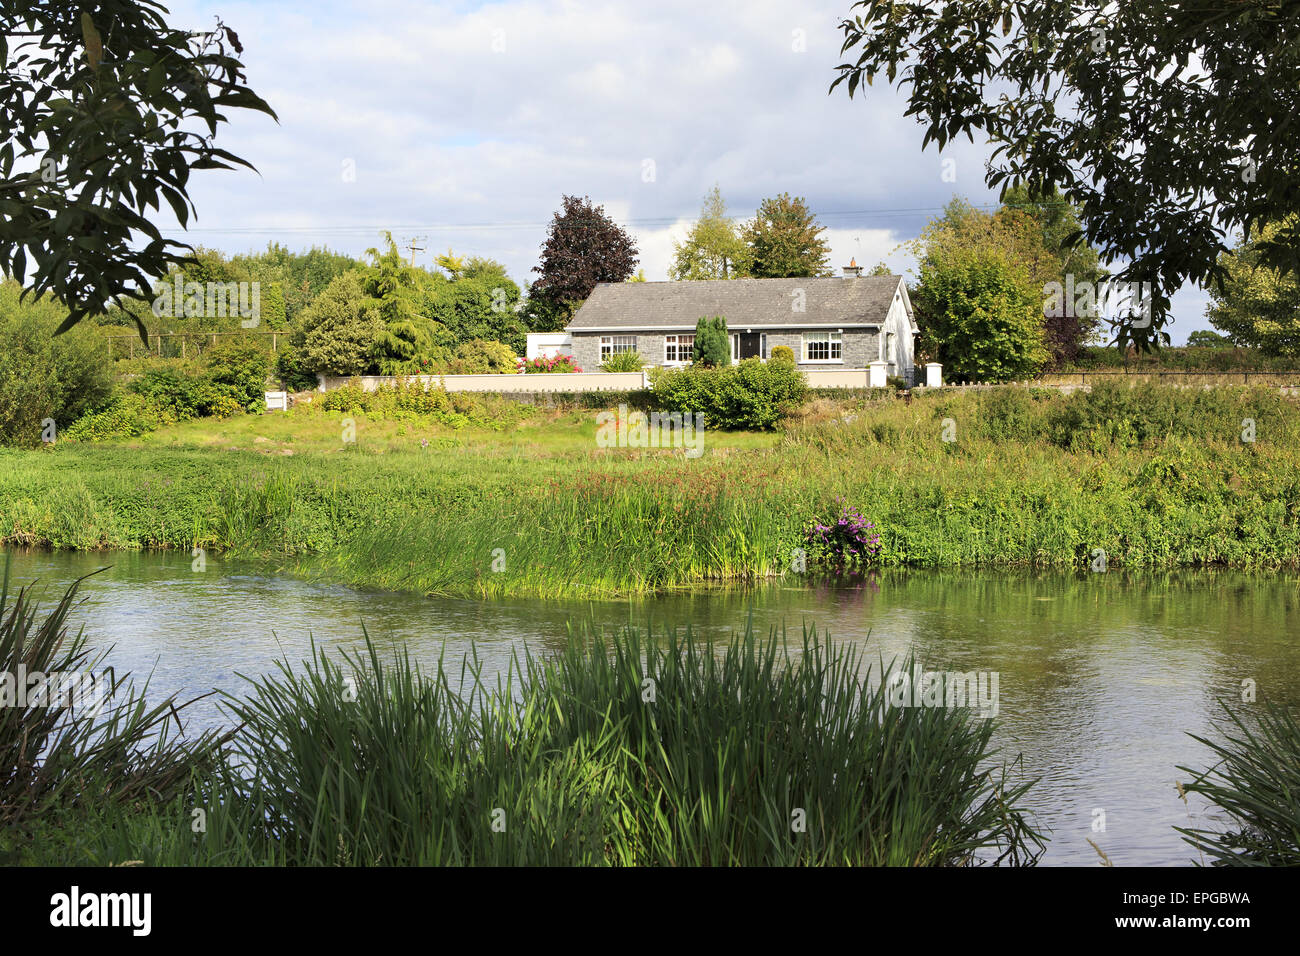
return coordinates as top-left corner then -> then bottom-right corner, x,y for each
843,257 -> 863,278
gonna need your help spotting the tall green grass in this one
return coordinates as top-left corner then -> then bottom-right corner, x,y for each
0,555 -> 229,836
1177,701 -> 1300,866
23,620 -> 1044,866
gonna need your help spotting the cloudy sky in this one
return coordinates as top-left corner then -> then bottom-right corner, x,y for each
167,0 -> 1212,341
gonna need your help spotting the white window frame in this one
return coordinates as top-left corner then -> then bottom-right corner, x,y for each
599,335 -> 637,361
730,333 -> 739,365
663,334 -> 694,365
801,330 -> 843,364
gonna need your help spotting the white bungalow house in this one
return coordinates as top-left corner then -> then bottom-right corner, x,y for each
532,263 -> 920,382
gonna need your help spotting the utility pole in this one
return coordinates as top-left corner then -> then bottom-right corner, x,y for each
404,236 -> 427,267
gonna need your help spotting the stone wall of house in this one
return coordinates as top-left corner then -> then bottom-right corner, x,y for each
570,328 -> 880,369
763,329 -> 879,368
569,332 -> 612,371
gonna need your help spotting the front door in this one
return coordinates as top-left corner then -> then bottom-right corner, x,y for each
739,332 -> 762,360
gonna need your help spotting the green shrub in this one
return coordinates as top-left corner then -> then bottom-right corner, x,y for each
275,344 -> 320,392
312,379 -> 525,430
1063,345 -> 1297,372
126,361 -> 208,420
770,345 -> 795,365
0,281 -> 114,446
205,338 -> 271,410
208,394 -> 246,419
317,382 -> 370,414
62,394 -> 169,442
601,350 -> 644,372
654,357 -> 807,429
447,338 -> 517,374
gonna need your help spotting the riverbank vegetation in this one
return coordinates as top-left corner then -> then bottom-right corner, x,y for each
0,572 -> 1044,866
0,564 -> 229,836
1,381 -> 1298,598
1178,701 -> 1300,866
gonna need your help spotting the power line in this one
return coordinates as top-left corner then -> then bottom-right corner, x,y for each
167,200 -> 1073,235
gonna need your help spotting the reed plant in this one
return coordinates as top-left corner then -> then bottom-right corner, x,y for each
107,619 -> 1041,866
1177,701 -> 1300,866
0,555 -> 229,833
12,615 -> 1045,866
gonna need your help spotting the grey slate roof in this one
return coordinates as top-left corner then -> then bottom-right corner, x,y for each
566,276 -> 904,331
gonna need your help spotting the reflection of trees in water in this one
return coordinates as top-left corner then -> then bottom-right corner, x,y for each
1196,580 -> 1300,717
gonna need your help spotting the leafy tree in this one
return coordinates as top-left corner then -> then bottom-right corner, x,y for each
0,3 -> 274,334
918,196 -> 1105,367
461,255 -> 510,284
743,193 -> 832,278
867,261 -> 892,277
627,269 -> 647,282
1187,329 -> 1233,349
1001,186 -> 1107,365
363,235 -> 452,374
519,286 -> 572,334
296,271 -> 384,375
423,273 -> 526,355
1207,218 -> 1300,355
109,243 -> 354,337
0,279 -> 112,445
529,194 -> 639,329
691,315 -> 730,367
831,1 -> 1300,351
670,186 -> 751,280
434,249 -> 465,280
914,246 -> 1048,383
417,251 -> 525,353
231,243 -> 358,324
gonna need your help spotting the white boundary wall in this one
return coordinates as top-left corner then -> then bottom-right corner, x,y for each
316,372 -> 646,393
316,368 -> 889,394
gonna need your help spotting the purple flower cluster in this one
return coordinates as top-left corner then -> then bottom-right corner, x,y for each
806,498 -> 881,568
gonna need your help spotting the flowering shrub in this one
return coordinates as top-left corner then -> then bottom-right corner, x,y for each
805,499 -> 881,569
519,354 -> 582,374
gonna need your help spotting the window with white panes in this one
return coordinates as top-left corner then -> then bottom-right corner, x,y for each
664,334 -> 694,364
599,335 -> 638,361
802,331 -> 842,362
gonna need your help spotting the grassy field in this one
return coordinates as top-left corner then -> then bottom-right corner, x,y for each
2,383 -> 1299,598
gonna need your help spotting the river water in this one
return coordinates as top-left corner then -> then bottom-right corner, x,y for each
6,548 -> 1297,866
